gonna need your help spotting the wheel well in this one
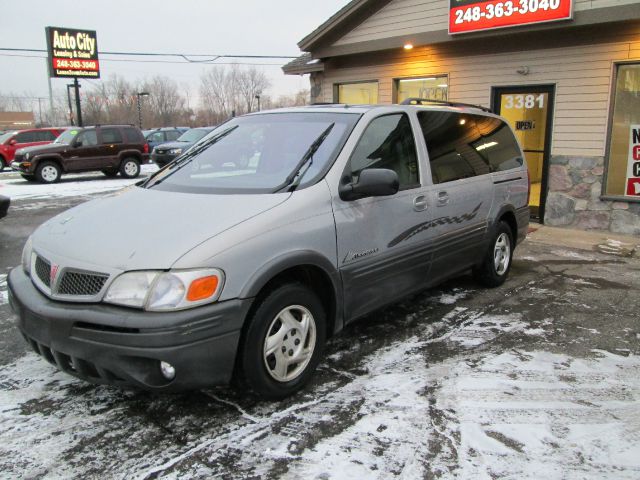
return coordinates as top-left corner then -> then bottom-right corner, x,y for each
499,211 -> 518,244
248,265 -> 337,339
36,158 -> 64,172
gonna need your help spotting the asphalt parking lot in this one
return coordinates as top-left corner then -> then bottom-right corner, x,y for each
0,169 -> 639,479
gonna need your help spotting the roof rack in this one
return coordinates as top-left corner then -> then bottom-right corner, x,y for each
401,98 -> 492,113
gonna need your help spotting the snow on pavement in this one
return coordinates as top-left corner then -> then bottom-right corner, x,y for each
1,299 -> 638,479
0,165 -> 158,203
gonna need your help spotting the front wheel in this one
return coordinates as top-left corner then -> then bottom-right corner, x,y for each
238,283 -> 326,399
473,221 -> 514,288
35,161 -> 61,184
119,158 -> 140,178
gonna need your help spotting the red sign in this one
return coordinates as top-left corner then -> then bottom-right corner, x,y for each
449,0 -> 573,35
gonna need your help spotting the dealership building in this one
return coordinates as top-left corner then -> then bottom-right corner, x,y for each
284,0 -> 640,234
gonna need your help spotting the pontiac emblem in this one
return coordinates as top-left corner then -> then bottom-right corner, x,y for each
50,264 -> 59,284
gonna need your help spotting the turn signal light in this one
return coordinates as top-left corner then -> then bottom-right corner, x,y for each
187,275 -> 219,301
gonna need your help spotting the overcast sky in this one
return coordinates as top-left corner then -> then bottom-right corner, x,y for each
0,0 -> 350,107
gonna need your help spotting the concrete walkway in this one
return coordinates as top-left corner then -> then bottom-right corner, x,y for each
526,224 -> 640,257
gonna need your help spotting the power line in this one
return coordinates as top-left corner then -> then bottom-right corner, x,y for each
0,52 -> 287,66
0,47 -> 297,60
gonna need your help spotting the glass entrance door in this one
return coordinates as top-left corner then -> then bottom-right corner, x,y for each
493,86 -> 555,220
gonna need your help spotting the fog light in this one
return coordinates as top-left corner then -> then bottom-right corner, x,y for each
160,361 -> 176,380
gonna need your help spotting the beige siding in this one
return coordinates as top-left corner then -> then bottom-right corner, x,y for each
335,0 -> 447,46
333,0 -> 640,47
319,28 -> 640,157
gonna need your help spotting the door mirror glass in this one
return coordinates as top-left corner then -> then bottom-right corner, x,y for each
9,139 -> 17,146
74,139 -> 83,147
339,168 -> 399,201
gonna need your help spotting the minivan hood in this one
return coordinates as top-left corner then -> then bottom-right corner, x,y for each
34,186 -> 290,271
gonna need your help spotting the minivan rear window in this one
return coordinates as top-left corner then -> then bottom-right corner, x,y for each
418,111 -> 522,184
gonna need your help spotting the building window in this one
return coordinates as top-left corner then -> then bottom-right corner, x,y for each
395,76 -> 448,104
605,62 -> 640,198
335,82 -> 378,104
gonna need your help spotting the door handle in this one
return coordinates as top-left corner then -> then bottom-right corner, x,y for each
413,195 -> 428,211
437,191 -> 449,206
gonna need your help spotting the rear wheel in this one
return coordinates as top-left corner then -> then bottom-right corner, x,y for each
119,158 -> 140,178
35,161 -> 61,184
238,283 -> 326,399
473,221 -> 513,287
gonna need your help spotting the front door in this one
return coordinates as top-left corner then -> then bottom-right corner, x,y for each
333,112 -> 435,321
493,85 -> 555,221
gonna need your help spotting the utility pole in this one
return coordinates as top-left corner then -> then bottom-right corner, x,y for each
255,94 -> 261,112
45,58 -> 54,125
73,78 -> 83,127
37,98 -> 43,126
66,84 -> 75,126
136,92 -> 149,129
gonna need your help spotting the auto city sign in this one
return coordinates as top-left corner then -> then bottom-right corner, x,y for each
45,26 -> 100,78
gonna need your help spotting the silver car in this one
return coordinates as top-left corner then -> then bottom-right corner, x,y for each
8,102 -> 529,398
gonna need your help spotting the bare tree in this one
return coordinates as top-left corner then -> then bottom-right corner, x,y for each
236,66 -> 271,113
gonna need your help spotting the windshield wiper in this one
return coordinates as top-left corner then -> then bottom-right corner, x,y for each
143,125 -> 238,188
274,122 -> 335,193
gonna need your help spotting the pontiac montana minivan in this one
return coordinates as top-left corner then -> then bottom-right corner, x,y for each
8,101 -> 529,398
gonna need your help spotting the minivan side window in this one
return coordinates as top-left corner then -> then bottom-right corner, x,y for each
348,113 -> 419,190
101,128 -> 123,144
418,111 -> 522,184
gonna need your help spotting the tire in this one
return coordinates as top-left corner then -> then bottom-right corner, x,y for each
119,158 -> 140,178
21,174 -> 36,182
35,161 -> 61,184
473,221 -> 514,288
0,156 -> 6,172
101,169 -> 119,178
238,283 -> 326,399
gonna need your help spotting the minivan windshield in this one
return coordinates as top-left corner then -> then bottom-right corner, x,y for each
54,129 -> 81,144
145,112 -> 360,194
177,128 -> 210,143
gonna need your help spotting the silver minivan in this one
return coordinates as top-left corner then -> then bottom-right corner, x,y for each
8,102 -> 529,398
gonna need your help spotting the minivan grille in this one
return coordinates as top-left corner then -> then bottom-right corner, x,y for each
33,254 -> 110,298
58,271 -> 109,296
35,255 -> 51,287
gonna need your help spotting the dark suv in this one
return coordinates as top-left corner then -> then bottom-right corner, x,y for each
11,125 -> 149,183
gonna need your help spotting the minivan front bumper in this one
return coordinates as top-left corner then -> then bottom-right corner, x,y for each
7,267 -> 252,391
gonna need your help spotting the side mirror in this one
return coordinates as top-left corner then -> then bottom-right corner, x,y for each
74,140 -> 83,147
339,168 -> 400,201
9,139 -> 17,146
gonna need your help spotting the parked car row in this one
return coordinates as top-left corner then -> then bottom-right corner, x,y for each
4,125 -> 220,183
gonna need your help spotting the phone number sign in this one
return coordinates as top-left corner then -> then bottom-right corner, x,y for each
449,0 -> 573,34
45,26 -> 100,78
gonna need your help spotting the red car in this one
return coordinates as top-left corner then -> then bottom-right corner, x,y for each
0,128 -> 65,171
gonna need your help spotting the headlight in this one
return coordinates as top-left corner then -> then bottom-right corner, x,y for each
104,269 -> 224,311
169,148 -> 183,155
21,236 -> 33,274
